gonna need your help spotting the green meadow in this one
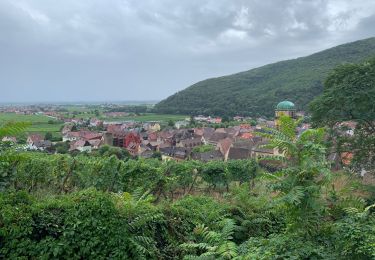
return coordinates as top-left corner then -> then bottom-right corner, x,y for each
0,113 -> 63,138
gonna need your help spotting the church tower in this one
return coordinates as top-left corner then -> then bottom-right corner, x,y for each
275,100 -> 296,128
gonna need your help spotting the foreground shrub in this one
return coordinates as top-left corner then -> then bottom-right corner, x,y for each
0,189 -> 166,259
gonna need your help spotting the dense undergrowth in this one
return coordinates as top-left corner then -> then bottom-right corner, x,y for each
1,132 -> 374,258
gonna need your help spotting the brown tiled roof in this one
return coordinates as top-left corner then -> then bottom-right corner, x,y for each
228,147 -> 251,160
69,140 -> 91,151
218,137 -> 233,156
194,128 -> 204,136
180,137 -> 202,147
240,132 -> 253,139
107,124 -> 124,134
209,132 -> 228,143
148,132 -> 158,141
88,139 -> 102,147
28,134 -> 43,143
233,139 -> 255,150
215,128 -> 226,133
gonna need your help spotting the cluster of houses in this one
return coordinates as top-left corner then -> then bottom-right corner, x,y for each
60,122 -> 280,161
1,101 -> 316,163
194,115 -> 222,124
25,134 -> 52,151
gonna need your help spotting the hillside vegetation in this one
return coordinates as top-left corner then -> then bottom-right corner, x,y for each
155,37 -> 375,117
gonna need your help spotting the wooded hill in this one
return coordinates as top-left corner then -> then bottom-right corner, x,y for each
155,37 -> 375,117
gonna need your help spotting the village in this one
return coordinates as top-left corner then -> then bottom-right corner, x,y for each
1,101 -> 322,163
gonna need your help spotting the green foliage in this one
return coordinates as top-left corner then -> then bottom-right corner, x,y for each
227,159 -> 257,185
259,116 -> 330,233
332,205 -> 375,259
0,189 -> 166,259
240,232 -> 337,259
170,196 -> 229,229
155,37 -> 375,117
310,58 -> 375,125
44,132 -> 53,141
310,58 -> 375,173
0,122 -> 31,139
54,141 -> 70,154
227,183 -> 286,240
168,120 -> 175,127
0,113 -> 63,138
192,144 -> 215,154
181,219 -> 239,259
96,145 -> 131,160
201,161 -> 230,191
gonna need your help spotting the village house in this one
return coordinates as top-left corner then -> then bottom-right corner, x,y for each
191,150 -> 223,162
174,120 -> 189,129
233,116 -> 245,121
62,131 -> 102,142
124,132 -> 142,156
69,140 -> 92,153
159,147 -> 190,161
104,112 -> 129,117
207,131 -> 228,145
27,134 -> 43,145
2,136 -> 17,143
143,122 -> 161,132
228,147 -> 252,160
62,132 -> 80,142
62,123 -> 74,135
177,137 -> 204,149
217,137 -> 233,161
194,115 -> 208,122
26,134 -> 52,151
90,118 -> 103,127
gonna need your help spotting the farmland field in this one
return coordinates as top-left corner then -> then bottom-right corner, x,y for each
0,113 -> 63,138
0,113 -> 52,123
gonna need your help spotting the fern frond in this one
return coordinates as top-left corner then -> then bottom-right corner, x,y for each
220,219 -> 236,241
202,230 -> 221,244
217,241 -> 238,259
181,242 -> 213,251
128,212 -> 164,230
281,186 -> 305,206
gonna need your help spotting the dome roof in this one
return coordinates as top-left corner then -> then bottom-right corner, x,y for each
276,101 -> 295,110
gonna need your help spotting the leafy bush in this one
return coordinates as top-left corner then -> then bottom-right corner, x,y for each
0,189 -> 166,259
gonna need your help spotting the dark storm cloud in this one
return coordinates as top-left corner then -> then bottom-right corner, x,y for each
1,0 -> 375,102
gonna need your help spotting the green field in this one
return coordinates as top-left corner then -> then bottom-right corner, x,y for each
0,112 -> 188,139
0,113 -> 52,123
101,113 -> 188,122
0,113 -> 63,138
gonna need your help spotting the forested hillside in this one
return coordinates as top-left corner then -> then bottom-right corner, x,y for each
155,37 -> 375,117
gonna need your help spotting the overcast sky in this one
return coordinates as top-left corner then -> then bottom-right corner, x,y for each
1,0 -> 375,103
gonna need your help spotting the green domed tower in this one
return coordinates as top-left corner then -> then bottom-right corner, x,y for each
275,100 -> 296,127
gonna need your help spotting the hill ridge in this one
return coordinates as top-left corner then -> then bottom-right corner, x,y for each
155,37 -> 375,117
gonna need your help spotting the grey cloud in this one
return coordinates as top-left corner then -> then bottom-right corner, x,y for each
1,0 -> 375,102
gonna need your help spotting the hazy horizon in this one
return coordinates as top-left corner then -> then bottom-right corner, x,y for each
1,0 -> 375,103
